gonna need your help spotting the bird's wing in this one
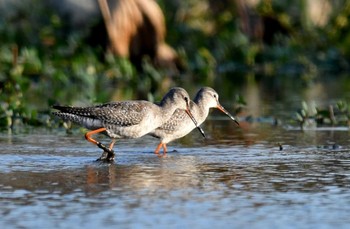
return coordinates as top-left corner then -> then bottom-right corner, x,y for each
53,101 -> 148,127
90,101 -> 148,126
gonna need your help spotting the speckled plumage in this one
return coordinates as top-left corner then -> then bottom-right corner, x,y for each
53,87 -> 203,160
53,88 -> 198,138
149,87 -> 238,154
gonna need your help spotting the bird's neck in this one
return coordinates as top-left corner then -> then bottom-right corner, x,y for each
159,100 -> 181,120
194,100 -> 210,123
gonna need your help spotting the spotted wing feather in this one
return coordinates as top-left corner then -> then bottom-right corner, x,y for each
53,101 -> 147,127
92,102 -> 146,126
157,108 -> 188,133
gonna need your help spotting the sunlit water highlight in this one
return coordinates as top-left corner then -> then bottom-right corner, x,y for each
0,122 -> 350,229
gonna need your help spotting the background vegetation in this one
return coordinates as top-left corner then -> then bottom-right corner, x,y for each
1,0 -> 350,129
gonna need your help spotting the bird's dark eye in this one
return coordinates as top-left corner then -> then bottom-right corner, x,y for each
184,97 -> 189,103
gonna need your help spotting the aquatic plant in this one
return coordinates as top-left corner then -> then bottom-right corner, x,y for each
295,100 -> 350,129
1,1 -> 350,129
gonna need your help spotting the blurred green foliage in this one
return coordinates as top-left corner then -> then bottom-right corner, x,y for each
1,0 -> 350,128
295,99 -> 350,130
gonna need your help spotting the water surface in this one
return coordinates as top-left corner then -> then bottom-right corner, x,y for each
1,122 -> 350,229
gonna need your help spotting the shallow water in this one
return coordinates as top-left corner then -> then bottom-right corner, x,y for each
1,121 -> 350,229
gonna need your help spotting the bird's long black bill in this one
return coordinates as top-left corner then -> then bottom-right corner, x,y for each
185,109 -> 206,138
217,104 -> 240,126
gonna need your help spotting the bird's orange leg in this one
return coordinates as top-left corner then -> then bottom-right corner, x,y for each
99,139 -> 117,161
109,139 -> 116,150
162,144 -> 168,155
85,128 -> 115,161
155,143 -> 163,155
85,127 -> 107,145
155,143 -> 168,156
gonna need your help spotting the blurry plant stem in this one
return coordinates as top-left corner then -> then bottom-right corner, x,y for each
329,105 -> 336,125
12,44 -> 18,66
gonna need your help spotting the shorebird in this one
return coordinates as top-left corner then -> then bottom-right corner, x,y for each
53,87 -> 205,161
149,87 -> 239,155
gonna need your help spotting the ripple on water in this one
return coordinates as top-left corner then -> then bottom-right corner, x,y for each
0,128 -> 350,228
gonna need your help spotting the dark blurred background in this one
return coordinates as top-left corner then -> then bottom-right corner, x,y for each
1,0 -> 350,128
